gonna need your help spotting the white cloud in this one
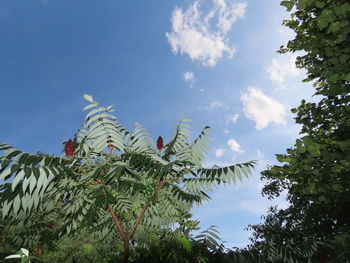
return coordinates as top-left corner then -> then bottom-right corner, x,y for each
227,113 -> 239,124
215,148 -> 226,158
266,54 -> 299,89
199,88 -> 204,92
227,138 -> 243,153
223,129 -> 229,134
184,71 -> 195,82
240,87 -> 286,130
215,0 -> 246,33
166,0 -> 247,66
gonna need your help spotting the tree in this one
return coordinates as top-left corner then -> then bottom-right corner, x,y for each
0,95 -> 255,263
248,0 -> 350,261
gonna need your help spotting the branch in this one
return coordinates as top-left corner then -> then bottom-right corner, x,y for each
108,204 -> 128,242
128,178 -> 165,239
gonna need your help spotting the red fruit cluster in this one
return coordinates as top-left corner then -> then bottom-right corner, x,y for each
97,180 -> 103,185
107,138 -> 114,149
157,136 -> 163,150
64,139 -> 75,157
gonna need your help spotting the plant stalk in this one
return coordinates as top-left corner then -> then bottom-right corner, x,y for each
107,204 -> 130,263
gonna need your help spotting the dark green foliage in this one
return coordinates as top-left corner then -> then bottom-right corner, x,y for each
248,0 -> 350,261
279,0 -> 350,97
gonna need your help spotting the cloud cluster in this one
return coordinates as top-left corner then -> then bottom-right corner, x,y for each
227,113 -> 239,124
266,54 -> 299,89
184,71 -> 195,82
227,138 -> 244,153
184,71 -> 196,87
215,148 -> 227,157
166,0 -> 247,66
214,138 -> 244,159
240,87 -> 286,130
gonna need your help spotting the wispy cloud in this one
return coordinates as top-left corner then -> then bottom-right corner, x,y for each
240,87 -> 286,130
166,0 -> 247,66
227,138 -> 243,153
184,71 -> 195,87
184,71 -> 195,82
266,54 -> 299,90
226,113 -> 239,124
215,148 -> 227,158
207,100 -> 225,110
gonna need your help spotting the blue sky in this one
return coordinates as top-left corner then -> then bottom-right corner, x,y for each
1,0 -> 316,249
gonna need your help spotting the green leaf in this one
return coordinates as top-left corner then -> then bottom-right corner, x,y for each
2,200 -> 12,218
236,167 -> 243,182
11,169 -> 25,191
344,73 -> 350,82
229,165 -> 235,174
83,94 -> 94,103
29,175 -> 37,194
0,167 -> 13,181
5,150 -> 22,159
18,153 -> 30,164
21,194 -> 28,212
22,177 -> 30,193
315,1 -> 326,8
0,159 -> 11,174
82,102 -> 99,111
85,113 -> 112,127
37,171 -> 47,193
298,0 -> 308,9
175,234 -> 192,252
13,195 -> 21,214
84,107 -> 107,120
280,0 -> 294,11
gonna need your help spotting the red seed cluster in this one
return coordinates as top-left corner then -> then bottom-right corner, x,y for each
64,139 -> 75,157
107,138 -> 114,149
157,136 -> 163,150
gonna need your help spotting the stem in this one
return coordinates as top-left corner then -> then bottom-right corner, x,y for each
108,204 -> 128,242
108,178 -> 166,263
128,178 -> 165,240
122,239 -> 130,263
108,204 -> 130,262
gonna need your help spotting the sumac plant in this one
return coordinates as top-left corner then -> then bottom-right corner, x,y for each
0,95 -> 255,263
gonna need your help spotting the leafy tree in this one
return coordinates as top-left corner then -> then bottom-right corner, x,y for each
0,95 -> 255,263
248,0 -> 350,261
280,0 -> 350,97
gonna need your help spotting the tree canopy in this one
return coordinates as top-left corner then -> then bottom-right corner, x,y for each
0,95 -> 255,263
248,0 -> 350,261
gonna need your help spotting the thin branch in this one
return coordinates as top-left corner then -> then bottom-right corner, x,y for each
128,178 -> 165,239
108,204 -> 128,242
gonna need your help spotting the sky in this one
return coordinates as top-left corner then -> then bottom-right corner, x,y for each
0,0 -> 317,249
